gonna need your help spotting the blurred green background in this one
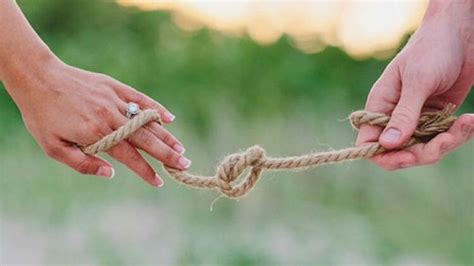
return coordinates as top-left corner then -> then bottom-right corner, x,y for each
1,1 -> 473,265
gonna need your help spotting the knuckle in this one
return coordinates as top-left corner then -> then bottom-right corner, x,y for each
161,133 -> 173,145
404,66 -> 427,82
458,114 -> 474,126
136,163 -> 152,178
379,90 -> 398,106
94,105 -> 113,120
371,158 -> 399,171
425,157 -> 441,165
440,142 -> 456,154
74,159 -> 92,175
88,123 -> 110,139
381,164 -> 398,171
99,85 -> 115,97
458,115 -> 474,138
136,130 -> 154,147
97,73 -> 115,84
125,89 -> 140,100
430,153 -> 442,164
391,105 -> 415,125
137,93 -> 151,107
44,145 -> 62,159
421,153 -> 441,165
407,73 -> 437,91
383,164 -> 399,171
163,149 -> 177,163
151,102 -> 162,111
95,73 -> 108,80
128,150 -> 143,163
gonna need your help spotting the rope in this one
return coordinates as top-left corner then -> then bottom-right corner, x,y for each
82,110 -> 162,155
83,104 -> 457,198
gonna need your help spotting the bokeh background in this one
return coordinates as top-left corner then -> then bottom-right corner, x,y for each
1,0 -> 473,265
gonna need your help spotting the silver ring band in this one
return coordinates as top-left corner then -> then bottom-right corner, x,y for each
126,102 -> 140,119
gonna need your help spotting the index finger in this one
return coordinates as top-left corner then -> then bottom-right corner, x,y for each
356,62 -> 401,146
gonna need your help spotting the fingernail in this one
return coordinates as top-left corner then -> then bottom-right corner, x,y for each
163,111 -> 175,122
97,166 -> 115,179
153,174 -> 164,188
173,144 -> 185,154
178,157 -> 192,169
381,127 -> 401,144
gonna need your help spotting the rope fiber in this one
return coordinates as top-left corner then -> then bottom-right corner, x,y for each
83,104 -> 457,198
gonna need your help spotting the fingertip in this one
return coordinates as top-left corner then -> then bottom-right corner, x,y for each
396,151 -> 417,169
152,174 -> 164,188
178,156 -> 192,169
355,129 -> 366,147
162,111 -> 175,123
406,133 -> 457,165
398,157 -> 417,169
379,127 -> 404,149
371,150 -> 416,171
356,124 -> 384,147
456,113 -> 474,139
369,154 -> 396,171
96,166 -> 115,179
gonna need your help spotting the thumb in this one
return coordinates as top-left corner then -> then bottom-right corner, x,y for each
47,144 -> 115,178
379,90 -> 427,149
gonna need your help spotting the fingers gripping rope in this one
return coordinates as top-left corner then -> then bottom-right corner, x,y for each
83,105 -> 457,198
82,110 -> 162,155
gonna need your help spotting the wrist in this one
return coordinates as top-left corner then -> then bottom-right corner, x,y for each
423,0 -> 473,59
1,48 -> 64,110
1,47 -> 61,87
425,0 -> 473,18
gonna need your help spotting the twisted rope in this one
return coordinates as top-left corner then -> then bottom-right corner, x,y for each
82,110 -> 162,155
83,104 -> 457,198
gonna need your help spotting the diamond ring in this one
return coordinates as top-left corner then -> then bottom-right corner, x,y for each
126,102 -> 140,119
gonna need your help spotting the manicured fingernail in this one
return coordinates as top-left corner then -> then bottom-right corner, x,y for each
173,144 -> 185,154
153,174 -> 164,188
163,111 -> 175,122
178,157 -> 192,169
97,166 -> 115,179
381,127 -> 401,143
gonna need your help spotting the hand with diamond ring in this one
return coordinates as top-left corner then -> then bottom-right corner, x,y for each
0,0 -> 191,187
356,0 -> 473,170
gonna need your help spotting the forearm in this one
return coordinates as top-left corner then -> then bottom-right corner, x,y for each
0,0 -> 58,85
424,0 -> 473,56
425,0 -> 473,19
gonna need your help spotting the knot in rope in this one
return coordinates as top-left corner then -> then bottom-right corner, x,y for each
83,104 -> 457,199
215,145 -> 266,192
217,145 -> 265,183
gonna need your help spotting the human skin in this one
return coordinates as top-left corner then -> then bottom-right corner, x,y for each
356,0 -> 473,170
0,0 -> 192,187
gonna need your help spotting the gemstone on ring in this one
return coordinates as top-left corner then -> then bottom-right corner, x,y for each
126,102 -> 140,118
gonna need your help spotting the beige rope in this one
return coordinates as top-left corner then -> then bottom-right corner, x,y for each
82,110 -> 162,155
83,104 -> 457,198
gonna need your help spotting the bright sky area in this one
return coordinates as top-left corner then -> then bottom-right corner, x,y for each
116,0 -> 428,58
